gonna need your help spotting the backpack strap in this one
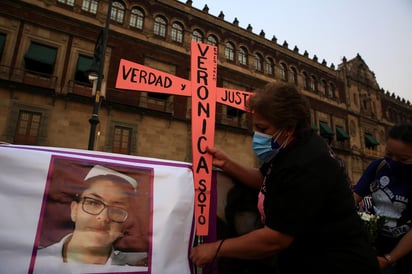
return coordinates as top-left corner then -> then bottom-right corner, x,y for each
375,159 -> 387,175
360,159 -> 387,213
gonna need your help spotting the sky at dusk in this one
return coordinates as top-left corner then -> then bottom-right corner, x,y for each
180,0 -> 412,102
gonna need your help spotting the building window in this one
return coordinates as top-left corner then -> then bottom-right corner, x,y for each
153,16 -> 167,37
58,0 -> 74,6
265,57 -> 274,76
224,42 -> 235,62
254,53 -> 263,72
302,71 -> 309,89
289,67 -> 297,85
328,83 -> 335,98
280,63 -> 287,81
323,81 -> 330,97
171,22 -> 183,43
319,121 -> 334,143
238,47 -> 247,66
112,126 -> 132,154
0,33 -> 5,61
336,125 -> 350,141
192,29 -> 203,42
311,75 -> 317,92
130,8 -> 144,29
24,42 -> 57,75
148,92 -> 170,100
228,106 -> 244,117
227,107 -> 240,117
75,55 -> 93,83
320,79 -> 328,95
81,0 -> 98,14
362,97 -> 368,111
353,93 -> 358,106
206,35 -> 218,46
365,133 -> 379,149
14,110 -> 41,145
226,107 -> 244,127
111,1 -> 125,24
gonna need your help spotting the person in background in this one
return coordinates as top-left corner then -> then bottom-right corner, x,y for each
353,123 -> 412,274
35,165 -> 147,272
190,82 -> 381,274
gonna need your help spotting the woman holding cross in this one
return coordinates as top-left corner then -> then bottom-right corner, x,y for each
190,82 -> 380,274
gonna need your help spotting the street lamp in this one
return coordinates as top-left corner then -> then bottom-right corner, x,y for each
88,72 -> 99,81
87,0 -> 113,150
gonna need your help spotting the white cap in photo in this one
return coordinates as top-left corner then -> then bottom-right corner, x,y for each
84,165 -> 137,191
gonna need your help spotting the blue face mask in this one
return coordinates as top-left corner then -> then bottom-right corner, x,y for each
384,157 -> 412,178
252,131 -> 282,162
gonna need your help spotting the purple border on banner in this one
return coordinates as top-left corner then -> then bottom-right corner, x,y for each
0,144 -> 192,169
28,155 -> 154,274
1,144 -> 195,274
201,171 -> 218,274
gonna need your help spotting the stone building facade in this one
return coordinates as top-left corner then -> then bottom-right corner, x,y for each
0,0 -> 411,184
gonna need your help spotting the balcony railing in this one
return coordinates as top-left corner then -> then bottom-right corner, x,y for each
0,65 -> 57,90
67,80 -> 93,97
331,140 -> 351,152
106,88 -> 141,107
22,71 -> 57,89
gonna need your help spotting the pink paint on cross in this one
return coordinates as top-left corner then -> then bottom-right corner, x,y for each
116,41 -> 252,235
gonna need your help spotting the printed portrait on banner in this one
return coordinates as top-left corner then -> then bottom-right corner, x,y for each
30,156 -> 152,274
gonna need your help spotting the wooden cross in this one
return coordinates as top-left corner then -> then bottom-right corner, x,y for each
116,41 -> 253,235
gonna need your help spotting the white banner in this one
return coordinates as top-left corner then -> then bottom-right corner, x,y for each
0,144 -> 195,274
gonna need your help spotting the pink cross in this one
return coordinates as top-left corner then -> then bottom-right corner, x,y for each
116,41 -> 253,235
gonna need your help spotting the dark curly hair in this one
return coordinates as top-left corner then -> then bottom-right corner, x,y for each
247,82 -> 311,131
388,123 -> 412,144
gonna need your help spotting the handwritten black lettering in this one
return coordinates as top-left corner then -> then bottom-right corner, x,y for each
197,102 -> 210,117
201,119 -> 206,135
198,192 -> 207,203
122,66 -> 136,82
122,66 -> 173,88
197,136 -> 207,154
197,86 -> 209,100
221,90 -> 250,106
199,179 -> 207,191
146,72 -> 172,88
197,43 -> 209,57
197,56 -> 207,70
197,203 -> 207,214
193,42 -> 214,233
198,215 -> 206,225
138,69 -> 147,82
195,156 -> 209,174
197,70 -> 208,85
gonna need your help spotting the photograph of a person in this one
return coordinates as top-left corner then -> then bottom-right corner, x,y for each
31,157 -> 152,273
